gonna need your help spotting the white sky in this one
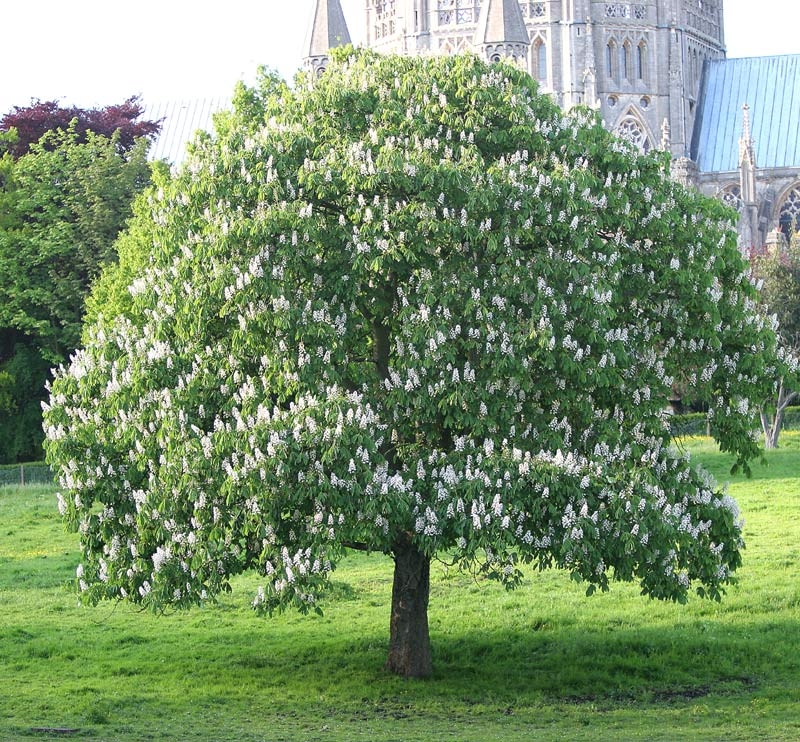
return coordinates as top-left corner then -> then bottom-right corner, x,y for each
0,0 -> 797,115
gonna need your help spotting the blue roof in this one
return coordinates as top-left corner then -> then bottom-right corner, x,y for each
144,98 -> 230,165
691,55 -> 800,173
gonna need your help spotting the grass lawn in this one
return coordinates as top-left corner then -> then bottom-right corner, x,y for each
1,434 -> 799,741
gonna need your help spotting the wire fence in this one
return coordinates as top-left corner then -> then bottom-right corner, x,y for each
0,462 -> 54,488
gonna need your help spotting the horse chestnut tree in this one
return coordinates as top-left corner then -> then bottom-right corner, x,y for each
44,50 -> 776,678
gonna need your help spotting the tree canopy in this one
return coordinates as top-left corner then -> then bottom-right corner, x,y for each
0,127 -> 154,462
0,97 -> 161,159
750,234 -> 800,448
44,50 -> 778,678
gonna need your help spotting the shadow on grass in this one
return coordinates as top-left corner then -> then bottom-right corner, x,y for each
175,612 -> 797,711
4,604 -> 797,740
425,622 -> 772,704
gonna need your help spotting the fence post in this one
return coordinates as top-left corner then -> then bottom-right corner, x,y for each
21,465 -> 25,486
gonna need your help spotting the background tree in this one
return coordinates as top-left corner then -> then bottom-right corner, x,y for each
45,51 -> 777,678
0,370 -> 15,415
0,97 -> 161,159
0,127 -> 154,462
750,233 -> 800,448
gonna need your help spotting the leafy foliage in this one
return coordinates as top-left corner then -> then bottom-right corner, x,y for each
0,370 -> 13,414
45,51 -> 778,673
0,97 -> 161,159
0,127 -> 154,462
749,235 -> 800,447
752,237 -> 800,350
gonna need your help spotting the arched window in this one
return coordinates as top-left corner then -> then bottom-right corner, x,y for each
778,185 -> 800,239
533,38 -> 548,84
615,116 -> 652,153
606,39 -> 618,81
637,42 -> 647,81
622,41 -> 632,81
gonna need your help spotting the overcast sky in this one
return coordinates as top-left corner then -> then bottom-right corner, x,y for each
0,0 -> 797,114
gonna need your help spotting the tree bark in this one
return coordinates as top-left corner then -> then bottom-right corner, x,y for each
761,378 -> 798,449
385,537 -> 432,678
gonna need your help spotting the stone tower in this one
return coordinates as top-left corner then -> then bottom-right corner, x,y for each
473,0 -> 530,64
359,1 -> 726,156
304,0 -> 352,75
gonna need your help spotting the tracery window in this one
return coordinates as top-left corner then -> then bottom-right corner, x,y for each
615,117 -> 652,153
521,2 -> 546,19
778,185 -> 800,239
605,3 -> 646,19
719,184 -> 742,212
437,0 -> 480,25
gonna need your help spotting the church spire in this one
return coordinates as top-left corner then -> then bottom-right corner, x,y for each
739,103 -> 754,161
738,103 -> 760,250
473,0 -> 530,65
303,0 -> 352,76
739,103 -> 757,202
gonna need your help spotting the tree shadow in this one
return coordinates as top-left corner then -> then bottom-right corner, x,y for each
424,621 -> 772,704
246,606 -> 793,709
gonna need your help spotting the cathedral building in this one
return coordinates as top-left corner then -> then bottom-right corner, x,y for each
303,0 -> 800,249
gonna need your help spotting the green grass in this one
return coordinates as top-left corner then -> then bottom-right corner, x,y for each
2,435 -> 800,741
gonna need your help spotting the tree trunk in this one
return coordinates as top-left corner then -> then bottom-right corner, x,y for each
761,378 -> 798,450
761,409 -> 777,450
385,538 -> 432,678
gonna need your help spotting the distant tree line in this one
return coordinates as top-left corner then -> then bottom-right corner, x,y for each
0,98 -> 161,463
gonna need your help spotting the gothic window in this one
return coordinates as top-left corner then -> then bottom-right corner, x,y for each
686,0 -> 721,38
521,1 -> 546,19
437,0 -> 480,25
615,116 -> 652,153
374,0 -> 398,39
605,3 -> 629,17
719,184 -> 742,212
622,41 -> 632,81
778,185 -> 800,239
604,3 -> 646,18
636,42 -> 647,81
606,39 -> 618,81
375,19 -> 397,39
533,38 -> 548,84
